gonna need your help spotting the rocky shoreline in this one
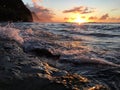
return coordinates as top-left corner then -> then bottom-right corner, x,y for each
0,36 -> 108,90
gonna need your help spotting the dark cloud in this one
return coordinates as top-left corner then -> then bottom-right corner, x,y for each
26,2 -> 54,22
99,13 -> 109,20
63,6 -> 95,14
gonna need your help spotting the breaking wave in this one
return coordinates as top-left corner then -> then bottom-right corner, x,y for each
0,23 -> 23,44
0,23 -> 120,66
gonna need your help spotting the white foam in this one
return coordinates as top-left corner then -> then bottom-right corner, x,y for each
0,23 -> 36,44
0,24 -> 24,44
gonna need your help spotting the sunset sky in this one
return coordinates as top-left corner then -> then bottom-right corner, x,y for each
23,0 -> 120,22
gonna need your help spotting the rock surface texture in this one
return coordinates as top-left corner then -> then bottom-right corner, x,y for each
0,0 -> 33,22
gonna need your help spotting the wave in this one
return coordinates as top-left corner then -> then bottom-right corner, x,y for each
88,33 -> 120,37
0,22 -> 120,90
0,23 -> 120,64
0,24 -> 24,44
60,56 -> 120,67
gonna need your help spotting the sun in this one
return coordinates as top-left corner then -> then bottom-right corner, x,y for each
67,14 -> 87,24
73,16 -> 86,24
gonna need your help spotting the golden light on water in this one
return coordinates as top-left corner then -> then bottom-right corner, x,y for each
67,14 -> 88,24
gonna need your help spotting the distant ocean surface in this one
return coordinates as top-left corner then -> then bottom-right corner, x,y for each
0,22 -> 120,89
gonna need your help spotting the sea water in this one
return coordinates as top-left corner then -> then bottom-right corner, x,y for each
0,22 -> 120,89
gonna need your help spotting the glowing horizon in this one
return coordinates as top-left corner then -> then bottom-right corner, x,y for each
65,14 -> 88,24
23,0 -> 120,23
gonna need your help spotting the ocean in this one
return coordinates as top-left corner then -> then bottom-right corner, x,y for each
0,22 -> 120,89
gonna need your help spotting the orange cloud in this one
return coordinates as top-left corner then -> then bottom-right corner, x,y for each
32,0 -> 42,2
32,0 -> 36,2
88,14 -> 120,22
109,17 -> 120,22
89,16 -> 98,20
27,1 -> 54,22
64,17 -> 69,21
63,6 -> 95,14
64,17 -> 75,21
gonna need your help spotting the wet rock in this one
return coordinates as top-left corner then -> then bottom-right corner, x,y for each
91,68 -> 120,90
88,85 -> 107,90
52,70 -> 68,77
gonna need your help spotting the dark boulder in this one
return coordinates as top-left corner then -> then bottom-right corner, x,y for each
0,0 -> 33,22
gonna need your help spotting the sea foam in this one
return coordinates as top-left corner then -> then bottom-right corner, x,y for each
0,23 -> 34,44
0,24 -> 24,44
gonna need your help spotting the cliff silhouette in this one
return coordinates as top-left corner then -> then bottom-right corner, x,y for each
0,0 -> 33,22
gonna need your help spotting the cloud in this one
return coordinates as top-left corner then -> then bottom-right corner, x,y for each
109,17 -> 120,21
118,17 -> 120,20
64,17 -> 69,21
63,6 -> 95,14
32,0 -> 42,3
89,16 -> 98,20
27,1 -> 54,22
32,0 -> 37,2
99,13 -> 109,20
88,14 -> 120,22
89,14 -> 109,20
64,17 -> 75,20
111,8 -> 119,11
